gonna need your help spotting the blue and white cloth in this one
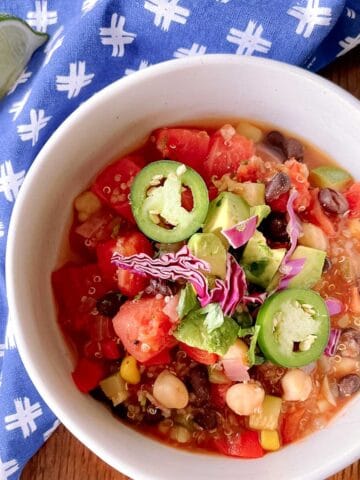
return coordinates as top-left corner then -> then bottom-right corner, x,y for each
0,0 -> 359,477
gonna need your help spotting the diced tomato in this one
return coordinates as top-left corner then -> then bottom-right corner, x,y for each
100,339 -> 122,359
306,189 -> 336,236
84,316 -> 122,359
345,182 -> 360,218
141,348 -> 172,366
96,239 -> 118,288
267,192 -> 289,213
52,263 -> 112,329
180,343 -> 218,365
181,188 -> 194,211
208,184 -> 219,201
70,209 -> 122,260
282,159 -> 311,212
281,408 -> 306,444
214,431 -> 264,458
91,154 -> 145,223
115,231 -> 153,297
113,296 -> 175,362
72,357 -> 107,393
96,231 -> 153,297
237,156 -> 268,183
210,382 -> 232,409
204,125 -> 254,182
154,128 -> 210,175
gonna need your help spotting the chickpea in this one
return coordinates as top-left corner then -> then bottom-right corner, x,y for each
281,369 -> 312,402
153,370 -> 189,409
222,339 -> 249,366
226,382 -> 265,416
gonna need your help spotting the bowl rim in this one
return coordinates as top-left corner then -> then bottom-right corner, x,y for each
6,54 -> 360,480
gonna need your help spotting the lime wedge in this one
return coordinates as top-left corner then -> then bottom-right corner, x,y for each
0,14 -> 48,98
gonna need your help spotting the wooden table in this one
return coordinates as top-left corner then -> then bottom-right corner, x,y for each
22,48 -> 360,480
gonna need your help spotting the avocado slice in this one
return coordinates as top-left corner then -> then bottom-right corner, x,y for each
250,204 -> 271,226
188,232 -> 227,279
288,245 -> 326,289
241,231 -> 286,288
268,245 -> 326,291
309,166 -> 352,192
203,192 -> 250,241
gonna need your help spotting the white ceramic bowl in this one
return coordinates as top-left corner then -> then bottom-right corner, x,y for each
6,55 -> 360,480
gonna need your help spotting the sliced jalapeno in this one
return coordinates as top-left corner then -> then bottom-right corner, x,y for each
130,160 -> 209,243
255,288 -> 329,368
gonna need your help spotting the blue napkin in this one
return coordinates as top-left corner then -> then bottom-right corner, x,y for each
0,0 -> 359,477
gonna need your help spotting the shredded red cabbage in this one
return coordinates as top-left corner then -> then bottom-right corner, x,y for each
324,328 -> 341,356
112,246 -> 210,296
198,255 -> 265,315
277,189 -> 305,289
325,298 -> 343,316
113,246 -> 263,316
221,215 -> 258,249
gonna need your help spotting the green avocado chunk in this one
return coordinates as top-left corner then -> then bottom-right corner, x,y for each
203,192 -> 250,242
250,204 -> 271,226
188,232 -> 227,278
267,245 -> 326,291
241,231 -> 286,288
173,309 -> 239,355
256,288 -> 330,367
288,245 -> 326,288
309,166 -> 353,192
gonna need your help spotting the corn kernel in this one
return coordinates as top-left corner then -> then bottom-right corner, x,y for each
260,430 -> 280,451
74,190 -> 102,222
120,356 -> 141,384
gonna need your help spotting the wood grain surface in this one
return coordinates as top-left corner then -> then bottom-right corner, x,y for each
22,47 -> 360,480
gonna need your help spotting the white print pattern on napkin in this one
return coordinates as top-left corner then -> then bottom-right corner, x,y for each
56,62 -> 95,99
5,398 -> 43,439
144,0 -> 191,31
287,0 -> 332,38
26,0 -> 58,33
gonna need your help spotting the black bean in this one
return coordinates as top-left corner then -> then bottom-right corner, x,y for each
265,172 -> 291,202
266,131 -> 304,162
259,212 -> 289,243
318,188 -> 349,215
267,131 -> 285,149
322,257 -> 332,273
338,329 -> 360,358
89,386 -> 112,405
283,138 -> 304,161
193,409 -> 218,430
143,405 -> 164,425
188,365 -> 210,406
96,291 -> 124,317
338,374 -> 360,397
111,403 -> 129,420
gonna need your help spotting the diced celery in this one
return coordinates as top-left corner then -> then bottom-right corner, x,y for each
235,121 -> 264,143
238,182 -> 265,207
100,371 -> 129,406
249,394 -> 282,431
260,430 -> 280,451
309,166 -> 352,192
